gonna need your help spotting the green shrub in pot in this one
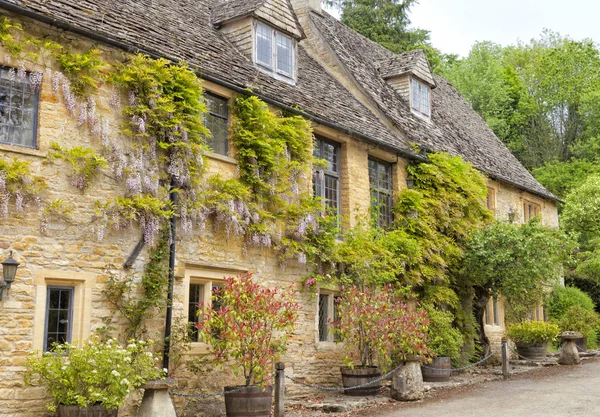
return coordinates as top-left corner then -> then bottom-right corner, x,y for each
424,305 -> 463,364
506,321 -> 559,345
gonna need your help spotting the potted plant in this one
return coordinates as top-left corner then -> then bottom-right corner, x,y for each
24,338 -> 163,416
199,273 -> 299,417
421,306 -> 463,382
332,285 -> 429,396
506,321 -> 559,360
554,305 -> 600,351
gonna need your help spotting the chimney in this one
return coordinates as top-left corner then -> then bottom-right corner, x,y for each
290,0 -> 322,15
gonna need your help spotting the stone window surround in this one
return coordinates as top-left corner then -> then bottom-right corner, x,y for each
32,270 -> 96,351
522,197 -> 542,222
181,264 -> 248,355
253,20 -> 297,84
486,185 -> 497,213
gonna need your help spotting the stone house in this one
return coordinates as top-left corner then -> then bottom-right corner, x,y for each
0,0 -> 559,415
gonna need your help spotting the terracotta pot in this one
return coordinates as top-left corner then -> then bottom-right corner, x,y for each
340,366 -> 381,396
421,356 -> 451,382
56,404 -> 117,417
223,385 -> 272,417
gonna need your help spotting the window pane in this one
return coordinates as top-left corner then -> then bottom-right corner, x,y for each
0,66 -> 38,148
204,94 -> 229,156
45,287 -> 73,351
188,284 -> 204,342
324,174 -> 339,212
256,23 -> 273,67
369,158 -> 392,228
333,296 -> 341,342
276,33 -> 293,75
318,294 -> 329,342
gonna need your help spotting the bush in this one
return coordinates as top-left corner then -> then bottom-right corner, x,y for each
24,339 -> 163,412
554,305 -> 600,345
547,286 -> 595,320
424,306 -> 463,363
506,321 -> 559,344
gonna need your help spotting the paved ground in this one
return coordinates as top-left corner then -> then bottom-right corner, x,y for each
352,359 -> 600,417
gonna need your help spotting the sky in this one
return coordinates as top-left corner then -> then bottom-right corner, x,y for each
409,0 -> 600,57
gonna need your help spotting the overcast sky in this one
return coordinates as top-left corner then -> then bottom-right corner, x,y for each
409,0 -> 600,57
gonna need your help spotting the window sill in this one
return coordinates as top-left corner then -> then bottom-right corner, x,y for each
188,342 -> 211,355
316,341 -> 343,350
206,151 -> 237,165
0,142 -> 45,158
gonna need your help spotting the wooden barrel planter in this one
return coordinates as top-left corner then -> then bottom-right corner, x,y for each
421,356 -> 451,382
516,342 -> 548,361
57,405 -> 117,417
340,366 -> 381,396
224,385 -> 272,417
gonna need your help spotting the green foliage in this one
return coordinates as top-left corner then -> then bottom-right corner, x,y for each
24,338 -> 164,411
532,159 -> 599,200
463,219 -> 574,323
0,15 -> 23,55
424,305 -> 464,363
40,199 -> 73,234
332,285 -> 430,371
547,286 -> 595,320
112,54 -> 209,190
506,321 -> 559,344
48,142 -> 108,190
0,157 -> 46,216
199,273 -> 299,386
102,227 -> 170,340
325,0 -> 429,54
553,305 -> 600,339
54,48 -> 108,96
561,175 -> 600,281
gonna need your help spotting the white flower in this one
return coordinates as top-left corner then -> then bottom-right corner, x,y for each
92,370 -> 97,374
111,370 -> 120,377
120,378 -> 130,385
61,366 -> 67,371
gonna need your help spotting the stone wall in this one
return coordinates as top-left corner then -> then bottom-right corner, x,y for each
0,10 -> 560,417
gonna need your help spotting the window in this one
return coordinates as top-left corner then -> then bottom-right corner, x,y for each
369,158 -> 393,228
523,200 -> 541,222
313,136 -> 340,215
44,286 -> 73,351
187,280 -> 223,342
255,22 -> 296,81
318,292 -> 340,342
486,187 -> 496,213
0,65 -> 40,148
204,93 -> 229,156
484,295 -> 500,326
410,77 -> 430,117
33,270 -> 96,352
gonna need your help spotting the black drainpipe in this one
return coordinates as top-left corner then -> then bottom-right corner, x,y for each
162,184 -> 177,372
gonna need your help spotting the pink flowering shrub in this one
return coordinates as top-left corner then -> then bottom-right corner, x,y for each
199,273 -> 300,386
332,285 -> 430,372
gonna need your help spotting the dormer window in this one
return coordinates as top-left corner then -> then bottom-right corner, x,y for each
254,21 -> 296,83
411,77 -> 431,118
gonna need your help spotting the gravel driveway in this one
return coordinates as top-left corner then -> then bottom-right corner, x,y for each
352,359 -> 600,417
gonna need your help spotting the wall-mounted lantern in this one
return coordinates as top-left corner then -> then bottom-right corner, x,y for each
508,207 -> 516,224
0,251 -> 19,300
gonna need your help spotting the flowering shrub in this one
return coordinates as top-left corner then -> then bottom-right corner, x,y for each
332,285 -> 430,372
24,338 -> 164,411
199,273 -> 299,386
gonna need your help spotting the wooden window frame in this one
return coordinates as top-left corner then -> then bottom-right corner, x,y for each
486,187 -> 497,213
410,77 -> 431,118
254,21 -> 296,83
43,286 -> 74,351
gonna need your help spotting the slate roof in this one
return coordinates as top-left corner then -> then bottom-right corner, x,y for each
211,0 -> 264,26
377,49 -> 436,87
0,0 -> 556,201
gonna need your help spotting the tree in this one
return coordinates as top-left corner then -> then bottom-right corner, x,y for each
561,175 -> 600,282
462,220 -> 574,352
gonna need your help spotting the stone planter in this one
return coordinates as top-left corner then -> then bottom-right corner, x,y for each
515,341 -> 549,361
224,385 -> 272,417
575,336 -> 587,352
391,356 -> 424,401
340,366 -> 381,396
57,405 -> 117,417
421,356 -> 451,382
